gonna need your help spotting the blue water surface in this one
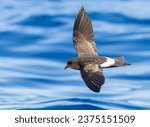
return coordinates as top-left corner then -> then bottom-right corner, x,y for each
0,0 -> 150,110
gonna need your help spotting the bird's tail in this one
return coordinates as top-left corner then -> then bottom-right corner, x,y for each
113,56 -> 130,67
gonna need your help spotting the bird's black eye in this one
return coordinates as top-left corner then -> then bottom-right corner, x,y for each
68,61 -> 72,65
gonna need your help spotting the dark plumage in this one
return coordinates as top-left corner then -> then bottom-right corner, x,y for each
65,6 -> 130,93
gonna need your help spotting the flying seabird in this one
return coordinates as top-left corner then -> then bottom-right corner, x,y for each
65,6 -> 130,93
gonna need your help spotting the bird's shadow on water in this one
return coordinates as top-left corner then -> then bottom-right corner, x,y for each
17,98 -> 150,110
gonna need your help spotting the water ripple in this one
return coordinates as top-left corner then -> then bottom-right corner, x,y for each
0,0 -> 150,110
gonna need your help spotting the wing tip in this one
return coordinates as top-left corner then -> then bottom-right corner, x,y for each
78,6 -> 86,14
93,88 -> 101,93
86,76 -> 104,93
86,82 -> 101,93
80,6 -> 84,11
88,72 -> 105,93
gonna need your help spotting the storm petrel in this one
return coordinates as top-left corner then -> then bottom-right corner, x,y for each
65,6 -> 130,93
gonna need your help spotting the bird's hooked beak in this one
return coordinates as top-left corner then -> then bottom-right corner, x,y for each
64,65 -> 69,70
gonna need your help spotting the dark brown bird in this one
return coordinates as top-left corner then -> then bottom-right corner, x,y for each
65,6 -> 130,93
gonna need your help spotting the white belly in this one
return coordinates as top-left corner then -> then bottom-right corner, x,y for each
100,57 -> 115,68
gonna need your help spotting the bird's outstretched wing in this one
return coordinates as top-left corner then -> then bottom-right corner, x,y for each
80,64 -> 105,92
73,6 -> 97,57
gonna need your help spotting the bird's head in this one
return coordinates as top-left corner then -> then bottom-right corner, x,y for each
64,58 -> 80,70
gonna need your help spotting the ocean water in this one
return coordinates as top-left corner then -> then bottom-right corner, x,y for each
0,0 -> 150,110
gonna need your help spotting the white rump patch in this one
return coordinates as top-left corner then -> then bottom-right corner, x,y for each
100,57 -> 115,68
